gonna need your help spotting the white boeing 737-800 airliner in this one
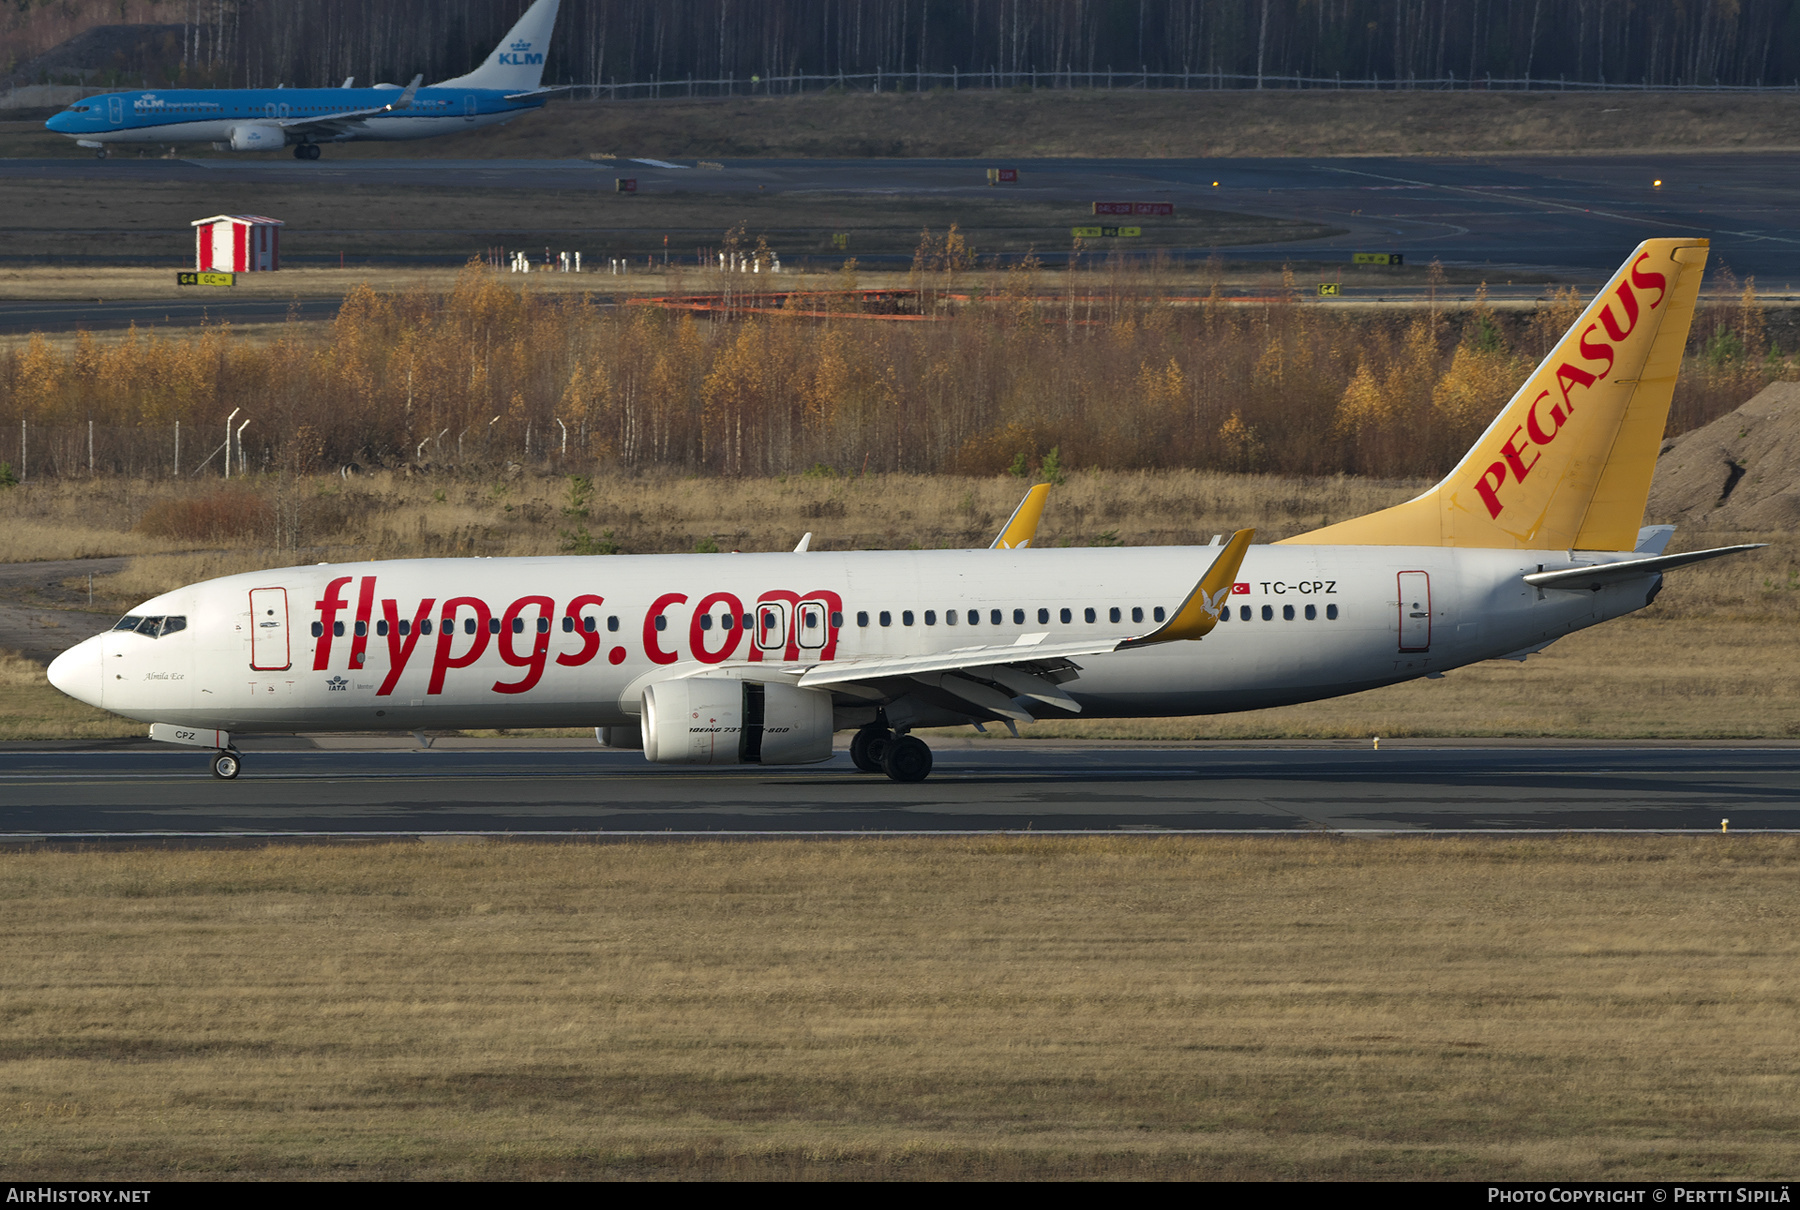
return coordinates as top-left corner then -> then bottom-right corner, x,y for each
45,0 -> 565,158
46,238 -> 1758,782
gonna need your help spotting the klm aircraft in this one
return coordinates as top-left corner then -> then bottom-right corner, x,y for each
45,0 -> 562,159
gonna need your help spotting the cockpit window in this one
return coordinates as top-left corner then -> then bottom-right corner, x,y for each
114,615 -> 185,637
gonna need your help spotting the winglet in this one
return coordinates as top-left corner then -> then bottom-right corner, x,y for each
991,483 -> 1050,549
793,532 -> 812,553
388,74 -> 424,110
1118,528 -> 1254,649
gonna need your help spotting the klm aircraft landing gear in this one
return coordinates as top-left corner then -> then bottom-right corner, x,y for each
882,734 -> 933,783
211,750 -> 242,780
850,723 -> 893,773
93,147 -> 108,159
293,143 -> 321,160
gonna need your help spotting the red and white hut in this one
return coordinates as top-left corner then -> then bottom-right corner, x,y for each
192,214 -> 283,272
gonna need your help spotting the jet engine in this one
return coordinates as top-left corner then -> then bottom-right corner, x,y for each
227,124 -> 285,151
641,678 -> 833,766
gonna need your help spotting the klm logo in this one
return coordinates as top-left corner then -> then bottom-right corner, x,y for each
499,39 -> 542,66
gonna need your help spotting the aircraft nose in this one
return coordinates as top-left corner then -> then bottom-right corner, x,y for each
46,635 -> 104,708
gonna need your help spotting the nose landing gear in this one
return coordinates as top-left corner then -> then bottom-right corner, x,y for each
211,750 -> 242,780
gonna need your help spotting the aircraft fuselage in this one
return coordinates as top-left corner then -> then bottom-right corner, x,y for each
49,544 -> 1657,735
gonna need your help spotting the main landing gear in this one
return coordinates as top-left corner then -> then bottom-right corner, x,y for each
293,143 -> 321,160
850,723 -> 934,783
211,750 -> 242,780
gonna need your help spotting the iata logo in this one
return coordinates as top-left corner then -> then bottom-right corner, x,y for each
326,675 -> 349,691
1471,252 -> 1668,520
498,39 -> 543,66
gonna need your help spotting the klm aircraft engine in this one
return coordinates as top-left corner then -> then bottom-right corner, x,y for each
227,123 -> 284,151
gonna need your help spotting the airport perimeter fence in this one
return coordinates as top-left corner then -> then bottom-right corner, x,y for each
2,419 -> 592,483
577,68 -> 1800,101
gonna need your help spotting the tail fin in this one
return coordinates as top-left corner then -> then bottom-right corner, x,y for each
434,0 -> 562,92
1283,238 -> 1708,551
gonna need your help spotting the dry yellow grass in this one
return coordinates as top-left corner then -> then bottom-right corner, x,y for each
2,837 -> 1797,1180
0,647 -> 136,739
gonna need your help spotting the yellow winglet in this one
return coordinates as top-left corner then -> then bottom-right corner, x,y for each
1118,528 -> 1254,649
990,483 -> 1051,549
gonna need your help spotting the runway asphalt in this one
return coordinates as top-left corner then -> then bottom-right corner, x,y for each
2,742 -> 1795,839
5,150 -> 1800,286
0,295 -> 342,334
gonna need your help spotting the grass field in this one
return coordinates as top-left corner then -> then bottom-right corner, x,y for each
0,173 -> 1335,266
11,88 -> 1800,161
3,836 -> 1797,1180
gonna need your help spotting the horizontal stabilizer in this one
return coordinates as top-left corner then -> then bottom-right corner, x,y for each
1523,544 -> 1764,590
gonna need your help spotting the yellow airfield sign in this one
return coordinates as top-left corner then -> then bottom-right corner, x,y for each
1071,226 -> 1142,238
177,271 -> 236,287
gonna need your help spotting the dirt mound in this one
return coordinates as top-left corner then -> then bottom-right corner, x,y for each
1647,381 -> 1800,530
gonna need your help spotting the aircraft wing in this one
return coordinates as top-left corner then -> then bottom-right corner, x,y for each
276,74 -> 423,133
793,529 -> 1255,720
1522,544 -> 1764,591
503,85 -> 581,101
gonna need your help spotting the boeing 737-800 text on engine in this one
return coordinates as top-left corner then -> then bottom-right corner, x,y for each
45,0 -> 565,159
47,239 -> 1758,781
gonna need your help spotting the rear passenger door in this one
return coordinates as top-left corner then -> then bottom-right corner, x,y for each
1397,572 -> 1430,652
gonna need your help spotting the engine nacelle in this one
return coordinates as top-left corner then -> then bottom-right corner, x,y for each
641,678 -> 833,766
227,124 -> 285,151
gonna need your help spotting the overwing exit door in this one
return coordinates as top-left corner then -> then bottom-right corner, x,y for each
755,602 -> 788,652
1397,571 -> 1431,652
249,587 -> 291,670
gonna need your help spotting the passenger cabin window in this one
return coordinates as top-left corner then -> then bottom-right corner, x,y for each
879,611 -> 892,627
1059,608 -> 1072,624
857,611 -> 870,627
1154,607 -> 1165,622
1131,607 -> 1143,623
1109,607 -> 1121,623
1084,607 -> 1097,623
1326,604 -> 1339,620
902,611 -> 915,626
1013,609 -> 1025,624
924,610 -> 937,625
1038,608 -> 1050,624
990,609 -> 1002,625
